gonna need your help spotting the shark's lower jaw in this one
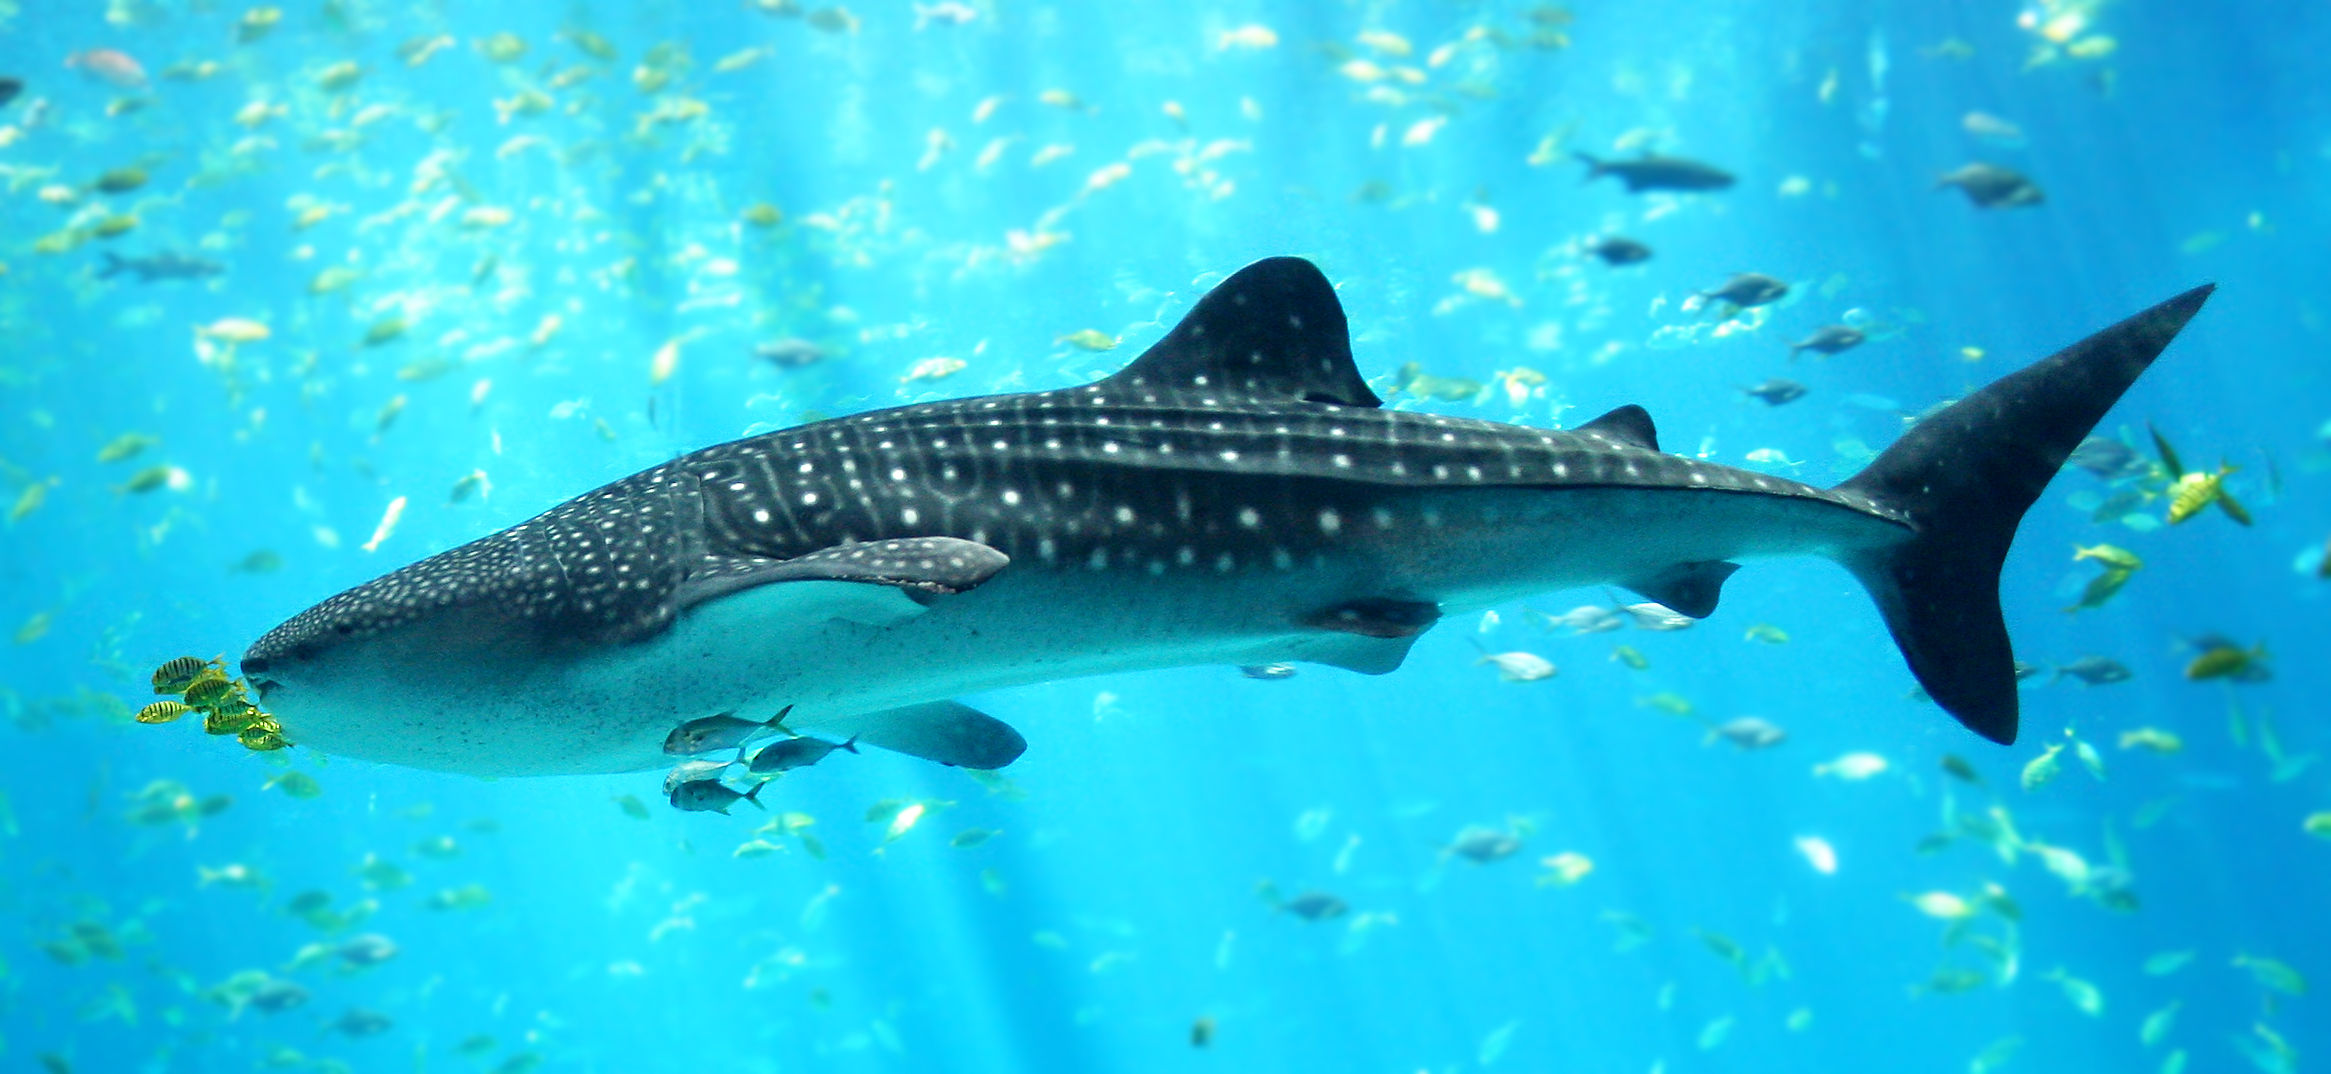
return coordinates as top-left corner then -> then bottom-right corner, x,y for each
245,257 -> 2214,774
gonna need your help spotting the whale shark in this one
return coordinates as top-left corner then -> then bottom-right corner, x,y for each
238,257 -> 2212,777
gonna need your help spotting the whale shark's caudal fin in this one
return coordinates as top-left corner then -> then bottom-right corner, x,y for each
1836,285 -> 2214,745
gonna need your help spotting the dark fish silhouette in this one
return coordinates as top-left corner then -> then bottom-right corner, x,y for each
1575,151 -> 1735,192
746,732 -> 860,774
0,77 -> 22,108
2068,437 -> 2145,480
1586,236 -> 1653,265
755,337 -> 825,368
1700,273 -> 1789,310
668,776 -> 766,814
1742,379 -> 1808,406
1790,325 -> 1866,359
2053,656 -> 2132,686
1938,163 -> 2044,209
99,250 -> 225,283
1282,891 -> 1349,921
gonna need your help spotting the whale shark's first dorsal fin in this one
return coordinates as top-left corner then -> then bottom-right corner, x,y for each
1577,405 -> 1658,451
1105,256 -> 1381,408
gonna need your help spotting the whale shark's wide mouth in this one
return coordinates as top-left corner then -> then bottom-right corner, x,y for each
240,656 -> 281,698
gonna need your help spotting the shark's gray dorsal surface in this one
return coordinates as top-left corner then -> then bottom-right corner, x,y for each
240,258 -> 2211,776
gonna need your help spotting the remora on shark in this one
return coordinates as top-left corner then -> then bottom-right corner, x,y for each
239,257 -> 2212,777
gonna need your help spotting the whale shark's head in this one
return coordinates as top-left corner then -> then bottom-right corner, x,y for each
238,479 -> 709,775
241,527 -> 560,696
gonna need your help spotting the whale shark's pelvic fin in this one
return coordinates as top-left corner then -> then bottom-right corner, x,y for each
1105,256 -> 1380,408
1837,284 -> 2215,745
848,700 -> 1027,770
1621,560 -> 1740,620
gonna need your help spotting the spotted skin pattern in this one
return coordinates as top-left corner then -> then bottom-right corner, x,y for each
238,257 -> 2210,770
247,271 -> 1900,673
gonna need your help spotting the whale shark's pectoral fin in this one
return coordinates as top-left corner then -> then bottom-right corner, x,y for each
674,537 -> 1009,618
1621,560 -> 1740,619
1290,597 -> 1440,675
846,700 -> 1028,769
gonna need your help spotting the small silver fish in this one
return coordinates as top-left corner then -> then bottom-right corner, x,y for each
1239,663 -> 1297,680
746,734 -> 860,775
663,705 -> 793,755
668,777 -> 766,815
1706,717 -> 1787,750
1447,827 -> 1523,864
662,759 -> 730,796
1788,325 -> 1865,359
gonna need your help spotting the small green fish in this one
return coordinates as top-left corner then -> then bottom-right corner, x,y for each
2073,739 -> 2106,781
2073,543 -> 2143,571
614,794 -> 651,820
309,266 -> 361,294
2138,1001 -> 2178,1048
1057,329 -> 1117,351
565,28 -> 618,60
2020,743 -> 2063,792
117,465 -> 173,494
2044,966 -> 2103,1015
1696,1015 -> 1733,1051
1695,929 -> 1746,967
2064,566 -> 2136,613
2185,640 -> 2267,682
398,357 -> 455,382
95,432 -> 158,463
2233,953 -> 2307,996
1968,1036 -> 2024,1074
362,315 -> 408,347
264,772 -> 323,800
230,549 -> 283,573
91,166 -> 149,194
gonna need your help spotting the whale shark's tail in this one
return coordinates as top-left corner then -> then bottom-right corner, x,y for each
1835,285 -> 2214,744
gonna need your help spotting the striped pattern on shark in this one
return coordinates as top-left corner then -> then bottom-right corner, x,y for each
239,257 -> 2212,777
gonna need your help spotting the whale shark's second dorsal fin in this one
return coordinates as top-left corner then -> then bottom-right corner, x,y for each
1105,256 -> 1380,408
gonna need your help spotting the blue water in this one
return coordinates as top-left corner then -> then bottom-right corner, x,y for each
1,2 -> 2324,1071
